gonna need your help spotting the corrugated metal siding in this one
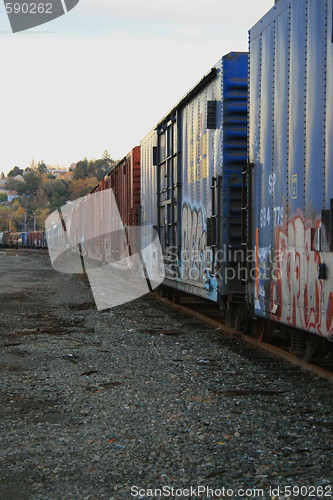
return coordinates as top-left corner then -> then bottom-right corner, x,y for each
152,52 -> 248,302
108,146 -> 141,228
326,0 -> 333,206
249,0 -> 333,339
220,53 -> 248,296
140,129 -> 157,230
158,63 -> 221,298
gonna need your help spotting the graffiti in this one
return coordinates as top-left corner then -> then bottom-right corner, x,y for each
255,245 -> 272,312
272,212 -> 333,339
181,203 -> 208,283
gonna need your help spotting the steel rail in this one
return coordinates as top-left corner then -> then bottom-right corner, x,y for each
154,295 -> 333,383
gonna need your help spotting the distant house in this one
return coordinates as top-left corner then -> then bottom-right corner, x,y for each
7,190 -> 19,202
45,168 -> 70,178
13,174 -> 24,182
0,179 -> 8,199
0,178 -> 19,202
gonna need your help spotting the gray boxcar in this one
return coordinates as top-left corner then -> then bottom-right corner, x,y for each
141,52 -> 248,313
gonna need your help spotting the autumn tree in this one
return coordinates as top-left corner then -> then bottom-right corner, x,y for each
16,170 -> 42,196
37,161 -> 47,174
44,178 -> 69,198
0,206 -> 11,230
70,177 -> 98,200
45,179 -> 69,208
102,150 -> 112,162
12,204 -> 26,228
73,159 -> 89,180
7,166 -> 24,177
5,177 -> 21,191
49,191 -> 70,210
36,207 -> 50,230
35,187 -> 49,207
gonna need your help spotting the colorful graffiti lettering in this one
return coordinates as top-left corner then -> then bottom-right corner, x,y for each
272,212 -> 333,339
181,203 -> 208,283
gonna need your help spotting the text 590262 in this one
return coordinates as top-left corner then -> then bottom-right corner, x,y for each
5,3 -> 53,14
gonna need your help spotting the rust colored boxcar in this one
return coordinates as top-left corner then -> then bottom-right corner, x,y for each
106,146 -> 141,228
81,147 -> 141,264
28,231 -> 44,248
86,179 -> 105,262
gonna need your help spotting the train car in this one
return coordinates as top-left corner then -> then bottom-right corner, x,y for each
28,231 -> 44,248
248,0 -> 333,358
140,130 -> 157,232
20,232 -> 29,247
106,147 -> 140,228
86,178 -> 106,262
141,52 -> 248,320
45,146 -> 165,310
71,147 -> 141,266
2,232 -> 8,247
104,147 -> 141,263
5,231 -> 21,247
140,130 -> 160,278
0,231 -> 48,248
41,231 -> 47,248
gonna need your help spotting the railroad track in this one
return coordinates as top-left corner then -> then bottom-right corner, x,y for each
153,292 -> 333,383
0,248 -> 49,255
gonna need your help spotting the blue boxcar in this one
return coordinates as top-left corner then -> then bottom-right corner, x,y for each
20,232 -> 28,247
141,52 -> 248,310
249,0 -> 333,341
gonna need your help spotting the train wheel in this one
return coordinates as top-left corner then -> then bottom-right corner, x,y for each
290,331 -> 325,363
233,305 -> 247,332
290,329 -> 305,356
155,286 -> 164,297
301,333 -> 325,364
171,290 -> 181,304
217,295 -> 226,321
217,294 -> 226,312
253,318 -> 271,342
225,306 -> 235,329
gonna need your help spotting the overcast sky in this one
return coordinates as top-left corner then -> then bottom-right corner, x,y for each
0,0 -> 273,174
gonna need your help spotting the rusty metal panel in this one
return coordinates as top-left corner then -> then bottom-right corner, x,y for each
109,146 -> 141,228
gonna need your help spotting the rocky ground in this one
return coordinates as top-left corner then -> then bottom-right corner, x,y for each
0,250 -> 332,500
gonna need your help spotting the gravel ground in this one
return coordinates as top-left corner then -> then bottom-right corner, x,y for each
0,250 -> 332,500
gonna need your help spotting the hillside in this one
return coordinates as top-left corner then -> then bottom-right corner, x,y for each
0,154 -> 115,232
